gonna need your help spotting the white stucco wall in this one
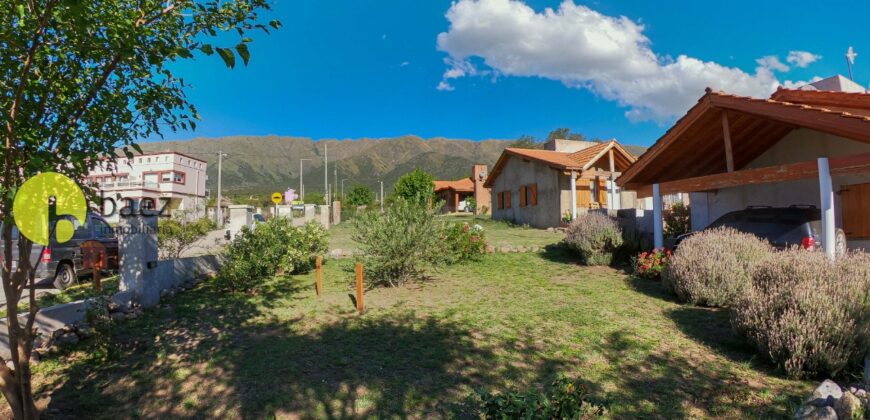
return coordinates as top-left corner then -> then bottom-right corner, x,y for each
689,128 -> 870,249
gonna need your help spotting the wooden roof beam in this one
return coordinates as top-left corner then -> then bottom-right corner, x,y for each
635,152 -> 870,198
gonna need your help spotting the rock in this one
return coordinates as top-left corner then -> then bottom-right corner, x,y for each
835,391 -> 861,420
331,249 -> 344,258
499,246 -> 512,253
856,389 -> 866,399
107,302 -> 121,313
795,405 -> 838,420
76,326 -> 95,339
808,379 -> 844,407
125,312 -> 139,320
111,312 -> 126,322
546,227 -> 555,233
485,245 -> 495,254
517,246 -> 528,253
55,333 -> 79,346
530,245 -> 540,252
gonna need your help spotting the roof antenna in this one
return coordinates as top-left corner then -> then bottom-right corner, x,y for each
846,46 -> 858,81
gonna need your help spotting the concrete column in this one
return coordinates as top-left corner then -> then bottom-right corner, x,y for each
653,183 -> 663,249
332,201 -> 341,224
570,171 -> 577,221
818,157 -> 836,260
116,214 -> 160,308
319,205 -> 330,229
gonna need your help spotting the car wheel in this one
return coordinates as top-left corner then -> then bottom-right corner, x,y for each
53,263 -> 77,290
835,229 -> 847,257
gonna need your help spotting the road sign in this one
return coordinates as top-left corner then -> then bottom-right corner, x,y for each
271,192 -> 283,204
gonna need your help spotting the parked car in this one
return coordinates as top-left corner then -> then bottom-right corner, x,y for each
674,206 -> 847,256
0,212 -> 119,290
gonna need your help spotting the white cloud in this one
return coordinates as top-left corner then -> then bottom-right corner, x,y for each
786,50 -> 822,68
437,81 -> 455,91
756,55 -> 789,72
436,0 -> 816,121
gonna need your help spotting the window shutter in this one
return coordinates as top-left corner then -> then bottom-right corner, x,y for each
519,186 -> 527,207
497,192 -> 504,209
506,191 -> 512,209
530,184 -> 538,206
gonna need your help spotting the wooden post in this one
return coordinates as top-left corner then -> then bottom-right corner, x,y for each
722,111 -> 735,172
315,256 -> 323,297
93,258 -> 102,293
355,262 -> 364,313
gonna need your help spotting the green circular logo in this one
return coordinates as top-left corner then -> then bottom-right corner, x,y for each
13,172 -> 87,246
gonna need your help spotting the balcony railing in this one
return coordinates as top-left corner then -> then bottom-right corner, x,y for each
101,181 -> 159,189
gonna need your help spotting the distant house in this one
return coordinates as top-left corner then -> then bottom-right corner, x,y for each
484,139 -> 638,228
88,151 -> 208,224
617,75 -> 870,254
434,164 -> 492,214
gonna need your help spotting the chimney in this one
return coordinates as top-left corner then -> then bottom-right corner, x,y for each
543,139 -> 598,153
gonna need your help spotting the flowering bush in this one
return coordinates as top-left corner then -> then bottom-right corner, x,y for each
440,222 -> 487,264
663,202 -> 691,238
632,248 -> 671,279
564,213 -> 623,266
662,227 -> 772,307
732,250 -> 870,378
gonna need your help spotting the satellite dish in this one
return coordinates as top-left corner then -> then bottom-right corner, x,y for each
478,170 -> 486,180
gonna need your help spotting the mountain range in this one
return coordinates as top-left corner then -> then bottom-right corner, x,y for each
136,135 -> 648,203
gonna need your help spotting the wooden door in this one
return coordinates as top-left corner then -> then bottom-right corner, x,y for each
575,179 -> 609,208
842,183 -> 870,238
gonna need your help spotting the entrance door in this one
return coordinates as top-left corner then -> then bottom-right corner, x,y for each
842,183 -> 870,238
575,178 -> 608,209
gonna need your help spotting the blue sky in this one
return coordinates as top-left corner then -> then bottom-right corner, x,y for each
161,0 -> 870,147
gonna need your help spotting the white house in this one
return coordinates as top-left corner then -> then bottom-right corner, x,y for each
88,151 -> 208,223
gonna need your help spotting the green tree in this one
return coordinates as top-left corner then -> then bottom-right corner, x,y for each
303,192 -> 326,205
0,1 -> 278,417
393,168 -> 434,205
508,134 -> 542,149
157,210 -> 217,259
345,184 -> 374,206
546,128 -> 586,142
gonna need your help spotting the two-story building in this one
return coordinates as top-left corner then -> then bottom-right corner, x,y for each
88,151 -> 208,223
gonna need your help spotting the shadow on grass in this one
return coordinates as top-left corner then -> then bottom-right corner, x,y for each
539,243 -> 579,265
666,306 -> 767,368
625,276 -> 680,303
40,280 -> 521,418
595,330 -> 801,418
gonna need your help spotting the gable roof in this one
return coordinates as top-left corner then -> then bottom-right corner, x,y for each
434,178 -> 474,193
484,140 -> 636,188
617,88 -> 870,190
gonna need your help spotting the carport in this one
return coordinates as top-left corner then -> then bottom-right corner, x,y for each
618,88 -> 870,258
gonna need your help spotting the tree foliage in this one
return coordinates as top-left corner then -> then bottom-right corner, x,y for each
546,127 -> 587,142
303,192 -> 326,205
0,1 -> 278,417
392,168 -> 434,206
157,210 -> 216,259
508,135 -> 542,149
345,184 -> 374,206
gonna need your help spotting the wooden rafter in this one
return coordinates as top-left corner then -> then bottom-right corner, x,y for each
635,152 -> 870,198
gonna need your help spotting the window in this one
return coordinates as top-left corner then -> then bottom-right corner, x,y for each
519,186 -> 527,207
71,217 -> 90,240
529,184 -> 538,206
161,172 -> 173,182
93,219 -> 114,239
174,172 -> 185,183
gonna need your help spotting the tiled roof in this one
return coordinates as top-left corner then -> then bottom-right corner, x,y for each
434,177 -> 474,192
618,87 -> 870,189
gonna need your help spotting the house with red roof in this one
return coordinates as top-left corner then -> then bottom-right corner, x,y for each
483,139 -> 638,228
617,75 -> 870,255
433,164 -> 492,214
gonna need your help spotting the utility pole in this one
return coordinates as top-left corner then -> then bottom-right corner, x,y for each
324,142 -> 329,205
379,180 -> 384,212
334,165 -> 338,203
299,158 -> 311,201
341,178 -> 348,200
216,150 -> 227,226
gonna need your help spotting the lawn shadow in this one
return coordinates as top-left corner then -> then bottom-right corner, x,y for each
625,276 -> 680,303
539,243 -> 579,265
666,306 -> 769,369
595,329 -> 801,418
40,281 -> 508,418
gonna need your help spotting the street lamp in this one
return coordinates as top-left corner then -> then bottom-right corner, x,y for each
299,158 -> 312,201
341,178 -> 349,200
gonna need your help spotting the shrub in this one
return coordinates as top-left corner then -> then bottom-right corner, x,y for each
352,199 -> 442,287
564,213 -> 623,265
632,248 -> 671,280
345,184 -> 375,206
439,222 -> 487,264
731,250 -> 870,378
157,212 -> 217,259
662,227 -> 771,307
393,168 -> 434,205
663,202 -> 691,238
216,218 -> 329,292
476,377 -> 606,418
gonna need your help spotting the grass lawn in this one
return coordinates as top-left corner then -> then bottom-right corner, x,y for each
28,248 -> 811,418
329,213 -> 565,252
